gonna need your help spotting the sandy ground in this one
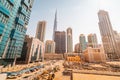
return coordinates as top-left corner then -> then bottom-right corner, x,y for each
54,61 -> 70,80
73,73 -> 120,80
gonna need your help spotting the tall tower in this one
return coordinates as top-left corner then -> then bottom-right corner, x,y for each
87,33 -> 98,48
67,27 -> 73,53
98,10 -> 119,60
79,34 -> 87,52
35,21 -> 46,42
53,10 -> 57,40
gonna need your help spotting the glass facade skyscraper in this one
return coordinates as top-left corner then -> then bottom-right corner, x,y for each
79,34 -> 87,52
0,0 -> 34,59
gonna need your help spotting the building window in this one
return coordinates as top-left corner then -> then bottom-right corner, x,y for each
0,34 -> 2,42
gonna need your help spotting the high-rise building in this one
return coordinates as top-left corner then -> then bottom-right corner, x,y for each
98,10 -> 120,60
79,34 -> 87,52
67,27 -> 73,53
35,21 -> 46,42
87,33 -> 98,48
45,40 -> 55,53
0,0 -> 34,61
53,10 -> 57,40
54,31 -> 66,54
18,35 -> 44,64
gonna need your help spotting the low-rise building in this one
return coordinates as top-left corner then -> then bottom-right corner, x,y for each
83,47 -> 107,63
44,53 -> 63,60
17,35 -> 44,64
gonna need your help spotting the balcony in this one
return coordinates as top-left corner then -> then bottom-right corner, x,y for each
0,22 -> 5,34
19,7 -> 27,16
22,0 -> 29,7
8,0 -> 14,5
0,4 -> 10,17
15,17 -> 25,26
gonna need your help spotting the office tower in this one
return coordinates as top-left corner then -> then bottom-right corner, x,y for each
67,27 -> 73,53
0,0 -> 34,61
79,34 -> 87,52
54,31 -> 66,54
45,40 -> 55,53
98,10 -> 119,60
53,10 -> 57,40
35,21 -> 46,42
87,33 -> 98,48
19,35 -> 44,64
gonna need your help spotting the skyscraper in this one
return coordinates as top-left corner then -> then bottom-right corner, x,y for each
35,21 -> 46,42
67,27 -> 73,53
98,10 -> 119,60
53,10 -> 57,40
79,34 -> 87,52
45,40 -> 55,53
87,33 -> 98,48
54,31 -> 66,54
0,0 -> 34,60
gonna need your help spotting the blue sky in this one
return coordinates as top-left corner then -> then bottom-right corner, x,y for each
27,0 -> 120,47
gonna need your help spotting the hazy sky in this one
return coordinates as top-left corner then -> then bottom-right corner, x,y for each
27,0 -> 120,47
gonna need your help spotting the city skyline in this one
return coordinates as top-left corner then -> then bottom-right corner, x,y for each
27,0 -> 120,47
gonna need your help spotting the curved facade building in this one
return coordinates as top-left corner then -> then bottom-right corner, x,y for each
67,27 -> 73,53
0,0 -> 34,60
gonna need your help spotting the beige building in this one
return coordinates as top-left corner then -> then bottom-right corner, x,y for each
98,10 -> 120,60
87,33 -> 98,48
45,40 -> 55,53
19,35 -> 44,64
74,43 -> 81,53
35,21 -> 46,42
83,47 -> 107,63
67,27 -> 73,53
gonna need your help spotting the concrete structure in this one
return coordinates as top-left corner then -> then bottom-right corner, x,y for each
35,21 -> 46,42
54,31 -> 66,54
87,34 -> 98,48
53,10 -> 57,40
79,34 -> 87,52
74,43 -> 81,53
98,10 -> 120,60
45,40 -> 55,53
17,35 -> 44,64
64,53 -> 80,60
0,0 -> 34,61
67,27 -> 73,53
44,53 -> 63,60
83,47 -> 107,63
